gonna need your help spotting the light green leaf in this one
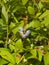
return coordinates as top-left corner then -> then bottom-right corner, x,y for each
2,5 -> 8,22
15,39 -> 23,52
41,16 -> 49,26
28,6 -> 35,14
0,48 -> 15,64
39,10 -> 49,19
13,53 -> 23,64
10,22 -> 15,29
12,21 -> 24,34
41,0 -> 49,2
38,2 -> 43,10
38,50 -> 42,61
26,20 -> 41,29
0,58 -> 8,65
12,26 -> 19,34
44,52 -> 49,65
9,44 -> 15,52
8,63 -> 14,65
22,0 -> 28,5
0,40 -> 4,44
30,49 -> 37,58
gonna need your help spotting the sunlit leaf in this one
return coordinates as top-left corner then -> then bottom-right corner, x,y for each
8,63 -> 14,65
0,48 -> 15,64
38,50 -> 42,61
9,44 -> 15,52
30,49 -> 37,58
2,5 -> 8,22
28,6 -> 35,14
44,52 -> 49,65
39,10 -> 49,19
22,0 -> 28,5
15,39 -> 23,52
41,15 -> 49,26
0,58 -> 8,65
26,20 -> 41,29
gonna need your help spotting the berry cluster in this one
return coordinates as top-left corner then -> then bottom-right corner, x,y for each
19,27 -> 31,38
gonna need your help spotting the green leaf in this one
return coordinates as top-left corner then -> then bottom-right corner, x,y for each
30,49 -> 37,58
0,48 -> 15,64
28,6 -> 35,14
32,21 -> 41,28
2,5 -> 8,22
41,16 -> 49,26
0,58 -> 8,65
18,62 -> 26,65
44,52 -> 49,65
9,44 -> 15,52
0,40 -> 4,44
12,26 -> 19,34
12,21 -> 24,34
22,0 -> 28,5
26,20 -> 41,29
8,63 -> 14,65
24,53 -> 32,59
38,2 -> 43,10
0,19 -> 3,25
13,53 -> 23,64
15,39 -> 23,52
10,22 -> 16,29
11,13 -> 18,23
16,54 -> 21,64
38,50 -> 42,61
41,0 -> 49,2
39,10 -> 49,19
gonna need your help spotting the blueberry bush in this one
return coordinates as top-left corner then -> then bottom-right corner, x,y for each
0,0 -> 49,65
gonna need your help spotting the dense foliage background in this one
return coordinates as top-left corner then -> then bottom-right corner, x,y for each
0,0 -> 49,65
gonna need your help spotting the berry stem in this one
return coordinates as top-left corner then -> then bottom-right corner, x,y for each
23,15 -> 28,33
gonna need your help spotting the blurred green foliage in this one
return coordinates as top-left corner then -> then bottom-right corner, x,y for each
0,0 -> 49,65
